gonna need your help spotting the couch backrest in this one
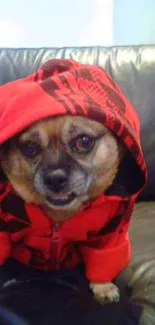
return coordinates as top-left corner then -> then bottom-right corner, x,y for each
0,45 -> 155,200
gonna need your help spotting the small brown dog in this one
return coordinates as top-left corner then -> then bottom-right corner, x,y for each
0,115 -> 124,303
0,58 -> 147,305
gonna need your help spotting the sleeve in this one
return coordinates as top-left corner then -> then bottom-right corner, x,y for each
80,201 -> 134,283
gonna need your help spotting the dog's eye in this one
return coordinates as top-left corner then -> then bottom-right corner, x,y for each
18,141 -> 41,158
71,135 -> 95,153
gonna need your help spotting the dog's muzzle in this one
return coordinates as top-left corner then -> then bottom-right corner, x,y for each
44,170 -> 68,193
43,169 -> 76,206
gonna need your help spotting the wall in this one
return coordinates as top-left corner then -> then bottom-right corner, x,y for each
0,0 -> 113,47
1,0 -> 155,47
113,0 -> 155,45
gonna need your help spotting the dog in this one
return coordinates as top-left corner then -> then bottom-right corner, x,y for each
0,115 -> 125,303
0,58 -> 147,305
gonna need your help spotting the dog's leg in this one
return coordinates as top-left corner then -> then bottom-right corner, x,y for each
90,282 -> 120,304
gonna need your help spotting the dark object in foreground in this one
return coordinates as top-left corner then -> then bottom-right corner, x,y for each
0,260 -> 142,325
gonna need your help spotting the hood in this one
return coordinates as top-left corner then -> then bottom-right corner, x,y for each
0,58 -> 147,197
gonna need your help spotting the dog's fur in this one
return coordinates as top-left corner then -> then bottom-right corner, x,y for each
0,115 -> 125,303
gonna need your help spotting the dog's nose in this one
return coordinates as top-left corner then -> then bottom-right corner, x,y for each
44,170 -> 68,193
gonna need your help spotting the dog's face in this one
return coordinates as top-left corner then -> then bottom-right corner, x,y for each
0,116 -> 124,221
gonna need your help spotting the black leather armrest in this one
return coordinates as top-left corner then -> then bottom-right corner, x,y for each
128,260 -> 155,325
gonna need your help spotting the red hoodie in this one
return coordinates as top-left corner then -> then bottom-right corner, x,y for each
0,59 -> 147,282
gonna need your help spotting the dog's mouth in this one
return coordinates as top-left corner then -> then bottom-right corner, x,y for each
46,192 -> 76,206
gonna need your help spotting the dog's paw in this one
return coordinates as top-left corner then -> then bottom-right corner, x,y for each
90,282 -> 120,304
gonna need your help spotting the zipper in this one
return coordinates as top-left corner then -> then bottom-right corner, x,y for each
52,223 -> 60,241
51,222 -> 61,270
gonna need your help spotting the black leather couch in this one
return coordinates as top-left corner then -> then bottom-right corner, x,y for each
0,46 -> 155,325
